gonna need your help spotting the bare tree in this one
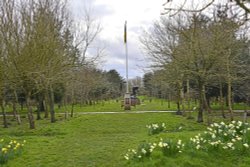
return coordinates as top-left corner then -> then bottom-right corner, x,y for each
162,0 -> 250,20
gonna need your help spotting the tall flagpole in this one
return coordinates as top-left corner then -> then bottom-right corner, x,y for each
124,20 -> 131,110
124,21 -> 129,94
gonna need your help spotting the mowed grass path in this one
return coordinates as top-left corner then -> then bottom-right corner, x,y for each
1,112 -> 250,167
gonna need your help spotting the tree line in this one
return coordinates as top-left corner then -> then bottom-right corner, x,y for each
141,2 -> 250,123
0,0 -> 124,129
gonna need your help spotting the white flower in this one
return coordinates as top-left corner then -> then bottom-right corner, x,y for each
243,143 -> 249,148
227,142 -> 233,148
238,121 -> 242,126
177,140 -> 182,145
212,134 -> 216,139
231,139 -> 236,142
207,127 -> 212,131
223,146 -> 228,149
220,122 -> 225,125
190,138 -> 196,143
196,145 -> 201,150
158,142 -> 163,148
214,123 -> 219,127
138,155 -> 142,158
237,137 -> 242,141
149,148 -> 153,152
162,123 -> 166,128
163,143 -> 168,147
141,148 -> 147,154
124,155 -> 129,160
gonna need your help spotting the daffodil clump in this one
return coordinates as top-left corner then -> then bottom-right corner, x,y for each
0,139 -> 26,164
190,121 -> 250,151
125,121 -> 250,163
124,138 -> 185,161
124,142 -> 157,161
158,138 -> 185,156
146,123 -> 166,135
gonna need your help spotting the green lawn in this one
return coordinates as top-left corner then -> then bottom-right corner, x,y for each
1,98 -> 250,166
1,112 -> 250,167
55,98 -> 179,113
54,98 -> 250,113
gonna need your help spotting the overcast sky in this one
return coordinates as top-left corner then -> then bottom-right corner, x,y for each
70,0 -> 164,79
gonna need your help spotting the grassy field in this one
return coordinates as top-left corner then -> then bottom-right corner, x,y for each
54,97 -> 250,113
1,111 -> 250,167
1,98 -> 250,166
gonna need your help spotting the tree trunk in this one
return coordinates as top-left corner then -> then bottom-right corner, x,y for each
202,85 -> 212,125
36,93 -> 44,120
181,85 -> 186,117
176,82 -> 182,115
12,99 -> 21,124
71,89 -> 74,117
1,99 -> 8,128
226,49 -> 234,121
26,92 -> 35,129
227,78 -> 234,121
49,85 -> 56,123
186,79 -> 192,119
13,90 -> 21,125
219,81 -> 226,118
168,93 -> 171,108
44,90 -> 49,118
197,81 -> 204,123
71,103 -> 74,117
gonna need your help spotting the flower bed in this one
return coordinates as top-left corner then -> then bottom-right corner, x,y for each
0,139 -> 26,164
